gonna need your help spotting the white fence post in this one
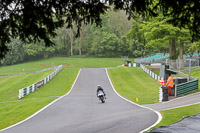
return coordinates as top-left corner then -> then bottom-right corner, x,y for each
155,74 -> 158,80
152,72 -> 154,78
18,65 -> 63,99
159,86 -> 163,102
175,85 -> 177,97
19,89 -> 23,99
32,84 -> 34,92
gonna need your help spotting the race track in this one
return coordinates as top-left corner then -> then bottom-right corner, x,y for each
1,68 -> 159,133
146,91 -> 200,111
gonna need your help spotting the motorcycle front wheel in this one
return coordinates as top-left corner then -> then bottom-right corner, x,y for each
100,96 -> 105,103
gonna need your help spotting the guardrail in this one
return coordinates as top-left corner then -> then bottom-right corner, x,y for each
18,65 -> 63,99
139,63 -> 199,100
175,78 -> 198,97
0,66 -> 59,78
127,63 -> 141,67
140,64 -> 164,102
140,64 -> 164,81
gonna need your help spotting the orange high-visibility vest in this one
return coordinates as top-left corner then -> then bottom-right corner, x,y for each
166,75 -> 173,87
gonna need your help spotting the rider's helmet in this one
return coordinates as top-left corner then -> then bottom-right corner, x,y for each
97,85 -> 101,89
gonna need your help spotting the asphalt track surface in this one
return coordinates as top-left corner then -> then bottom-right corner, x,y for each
1,68 -> 159,133
146,91 -> 200,111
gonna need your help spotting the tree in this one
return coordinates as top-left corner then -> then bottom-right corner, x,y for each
23,42 -> 55,59
126,19 -> 150,57
108,9 -> 132,37
99,32 -> 121,57
126,13 -> 193,65
66,28 -> 76,56
1,0 -> 200,58
1,38 -> 25,65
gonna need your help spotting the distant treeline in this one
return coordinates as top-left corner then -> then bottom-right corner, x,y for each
1,9 -> 199,66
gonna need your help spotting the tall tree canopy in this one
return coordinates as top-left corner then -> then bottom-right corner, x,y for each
0,0 -> 199,58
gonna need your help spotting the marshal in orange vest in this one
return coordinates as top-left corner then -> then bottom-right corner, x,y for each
166,74 -> 173,95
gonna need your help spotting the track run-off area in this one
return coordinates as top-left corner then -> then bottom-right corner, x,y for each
0,68 -> 161,133
146,91 -> 200,111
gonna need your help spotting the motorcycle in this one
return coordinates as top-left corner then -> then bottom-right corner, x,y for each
97,90 -> 106,103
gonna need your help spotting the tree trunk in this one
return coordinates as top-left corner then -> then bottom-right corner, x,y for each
169,40 -> 172,57
79,32 -> 82,55
67,29 -> 74,56
179,41 -> 184,70
171,40 -> 176,59
169,40 -> 177,68
70,38 -> 73,56
44,52 -> 48,59
64,36 -> 68,54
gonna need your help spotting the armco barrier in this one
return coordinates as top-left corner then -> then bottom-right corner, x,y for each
175,78 -> 198,97
140,64 -> 163,81
0,66 -> 59,78
140,64 -> 164,102
128,63 -> 137,67
140,64 -> 199,100
19,65 -> 63,99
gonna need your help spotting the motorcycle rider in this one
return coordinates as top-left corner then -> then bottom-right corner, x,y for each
96,85 -> 106,98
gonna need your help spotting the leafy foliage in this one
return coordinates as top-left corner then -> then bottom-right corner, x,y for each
0,10 -> 132,65
126,14 -> 196,60
1,0 -> 200,58
1,39 -> 25,65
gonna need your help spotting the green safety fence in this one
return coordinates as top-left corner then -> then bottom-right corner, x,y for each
175,78 -> 198,97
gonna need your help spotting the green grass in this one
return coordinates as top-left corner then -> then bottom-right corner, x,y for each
145,66 -> 160,75
0,57 -> 123,75
154,103 -> 200,129
191,68 -> 200,77
24,67 -> 79,99
152,69 -> 160,76
0,70 -> 54,102
108,66 -> 200,130
191,68 -> 200,90
0,97 -> 56,129
1,57 -> 200,130
108,67 -> 161,104
0,57 -> 122,129
0,67 -> 79,129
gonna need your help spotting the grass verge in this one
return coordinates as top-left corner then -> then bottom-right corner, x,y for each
108,67 -> 160,104
0,57 -> 123,75
0,67 -> 79,130
0,70 -> 54,102
0,97 -> 56,130
153,103 -> 200,129
145,66 -> 160,76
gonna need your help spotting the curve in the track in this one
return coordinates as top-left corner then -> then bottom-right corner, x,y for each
1,68 -> 161,133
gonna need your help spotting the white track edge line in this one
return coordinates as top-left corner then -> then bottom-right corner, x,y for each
0,69 -> 81,132
105,68 -> 162,133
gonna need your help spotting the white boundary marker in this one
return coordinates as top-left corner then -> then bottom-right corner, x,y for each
0,69 -> 81,132
105,68 -> 162,133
